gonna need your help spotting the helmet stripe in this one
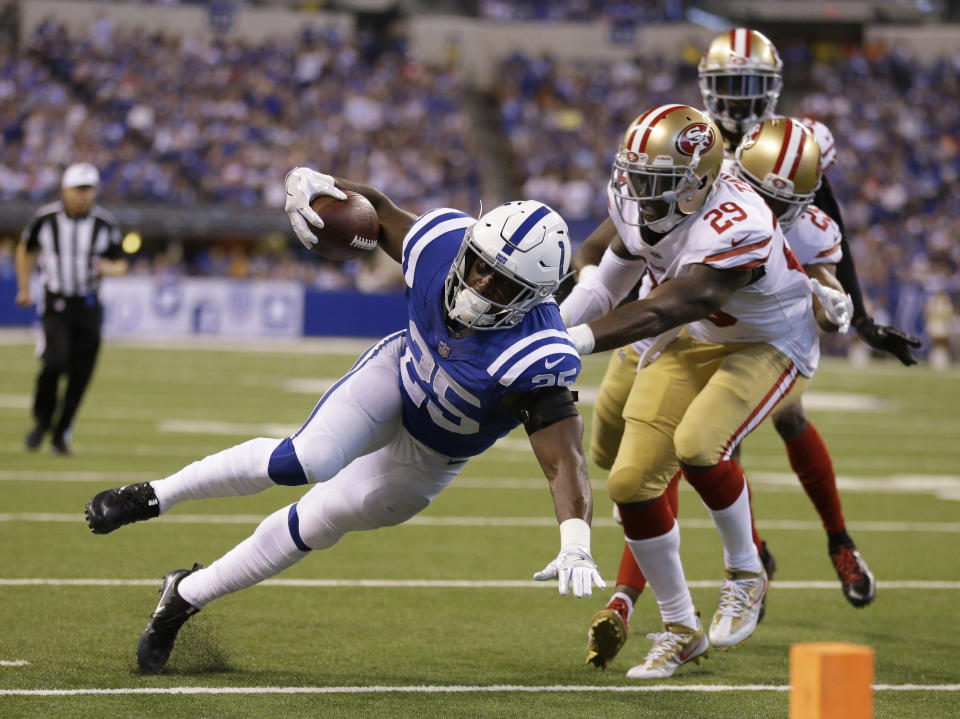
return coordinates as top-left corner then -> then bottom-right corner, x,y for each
502,204 -> 551,255
626,106 -> 658,150
772,117 -> 793,175
634,104 -> 688,153
733,28 -> 748,57
786,123 -> 807,180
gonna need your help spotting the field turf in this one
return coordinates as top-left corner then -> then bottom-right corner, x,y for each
1,334 -> 958,718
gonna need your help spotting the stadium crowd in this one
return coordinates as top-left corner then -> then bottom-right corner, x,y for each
0,18 -> 480,214
1,16 -> 957,344
477,0 -> 684,23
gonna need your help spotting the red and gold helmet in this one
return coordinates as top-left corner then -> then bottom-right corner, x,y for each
610,105 -> 724,233
733,117 -> 822,229
698,29 -> 783,137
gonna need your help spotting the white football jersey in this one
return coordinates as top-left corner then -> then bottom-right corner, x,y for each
785,205 -> 842,267
608,173 -> 819,377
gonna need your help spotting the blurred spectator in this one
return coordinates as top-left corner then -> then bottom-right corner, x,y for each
1,21 -> 480,217
477,0 -> 684,23
925,291 -> 954,370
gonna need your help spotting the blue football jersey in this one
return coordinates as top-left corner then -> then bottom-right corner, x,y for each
398,208 -> 581,458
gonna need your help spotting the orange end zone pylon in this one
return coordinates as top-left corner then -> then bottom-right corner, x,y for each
789,642 -> 875,719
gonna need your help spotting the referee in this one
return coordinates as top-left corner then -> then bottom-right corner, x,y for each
15,162 -> 128,455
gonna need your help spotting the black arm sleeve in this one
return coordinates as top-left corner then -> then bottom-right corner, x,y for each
506,386 -> 579,436
815,176 -> 868,320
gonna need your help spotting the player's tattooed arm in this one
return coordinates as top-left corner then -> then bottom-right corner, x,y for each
331,177 -> 418,263
584,263 -> 753,354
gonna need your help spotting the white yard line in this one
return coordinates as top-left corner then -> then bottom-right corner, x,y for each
0,660 -> 30,667
0,684 -> 957,696
0,578 -> 957,590
2,512 -> 958,533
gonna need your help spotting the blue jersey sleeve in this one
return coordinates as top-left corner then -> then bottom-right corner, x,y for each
401,208 -> 475,290
483,303 -> 581,392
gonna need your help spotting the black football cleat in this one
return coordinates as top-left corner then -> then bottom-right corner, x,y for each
25,425 -> 45,451
137,564 -> 202,674
85,483 -> 160,534
830,544 -> 876,608
50,434 -> 72,456
757,540 -> 776,623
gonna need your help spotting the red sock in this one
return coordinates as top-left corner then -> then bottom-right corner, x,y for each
681,459 -> 745,511
784,422 -> 845,532
615,543 -> 647,593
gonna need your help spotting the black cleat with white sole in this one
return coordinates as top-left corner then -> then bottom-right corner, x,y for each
137,564 -> 202,674
85,483 -> 160,534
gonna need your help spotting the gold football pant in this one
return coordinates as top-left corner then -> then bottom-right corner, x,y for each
589,346 -> 641,470
606,335 -> 809,504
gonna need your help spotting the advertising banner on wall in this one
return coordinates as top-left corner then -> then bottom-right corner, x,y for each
100,276 -> 304,338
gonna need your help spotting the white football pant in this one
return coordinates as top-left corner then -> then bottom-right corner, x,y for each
147,331 -> 466,607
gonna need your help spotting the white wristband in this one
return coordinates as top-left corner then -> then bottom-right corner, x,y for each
559,517 -> 591,553
568,323 -> 595,355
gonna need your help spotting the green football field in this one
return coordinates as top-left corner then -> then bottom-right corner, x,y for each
1,333 -> 958,718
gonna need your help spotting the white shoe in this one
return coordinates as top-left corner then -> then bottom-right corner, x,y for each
625,616 -> 709,679
708,567 -> 767,650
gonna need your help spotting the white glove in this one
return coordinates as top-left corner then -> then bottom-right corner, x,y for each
284,167 -> 347,250
534,547 -> 606,598
532,518 -> 605,598
808,277 -> 853,333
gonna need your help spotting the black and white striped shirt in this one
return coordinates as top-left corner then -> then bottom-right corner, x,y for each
21,201 -> 123,297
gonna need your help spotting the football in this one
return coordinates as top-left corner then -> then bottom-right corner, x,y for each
308,191 -> 380,261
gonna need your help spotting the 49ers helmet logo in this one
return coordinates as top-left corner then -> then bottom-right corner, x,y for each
676,123 -> 716,156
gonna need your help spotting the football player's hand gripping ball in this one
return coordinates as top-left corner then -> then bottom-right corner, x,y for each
534,547 -> 606,598
284,167 -> 347,250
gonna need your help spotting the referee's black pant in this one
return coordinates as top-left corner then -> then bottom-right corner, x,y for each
33,292 -> 103,440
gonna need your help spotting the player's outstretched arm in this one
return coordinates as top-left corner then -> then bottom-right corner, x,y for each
283,167 -> 416,263
569,263 -> 753,355
509,392 -> 604,598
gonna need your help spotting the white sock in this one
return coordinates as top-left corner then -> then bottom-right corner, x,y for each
625,522 -> 697,628
609,591 -> 635,621
705,483 -> 763,572
178,504 -> 308,607
151,438 -> 280,513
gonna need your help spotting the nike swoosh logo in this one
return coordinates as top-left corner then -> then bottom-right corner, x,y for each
730,237 -> 748,247
544,357 -> 563,369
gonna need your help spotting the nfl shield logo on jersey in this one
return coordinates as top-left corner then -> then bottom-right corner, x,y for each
437,341 -> 451,358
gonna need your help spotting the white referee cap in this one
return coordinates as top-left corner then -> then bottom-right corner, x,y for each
62,162 -> 100,189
